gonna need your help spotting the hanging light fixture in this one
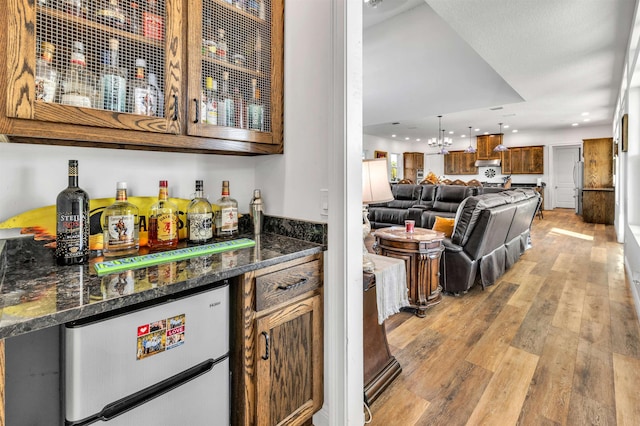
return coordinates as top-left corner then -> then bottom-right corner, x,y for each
428,115 -> 452,154
464,126 -> 476,154
493,122 -> 508,152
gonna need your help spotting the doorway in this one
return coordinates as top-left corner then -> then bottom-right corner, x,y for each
553,145 -> 580,209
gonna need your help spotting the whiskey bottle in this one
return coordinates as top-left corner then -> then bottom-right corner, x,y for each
55,160 -> 90,265
99,38 -> 127,112
148,180 -> 179,250
129,58 -> 155,115
35,41 -> 58,103
187,180 -> 214,244
96,0 -> 126,29
215,180 -> 239,239
102,182 -> 139,257
60,41 -> 96,108
205,76 -> 218,125
143,0 -> 164,41
219,72 -> 234,127
248,78 -> 264,131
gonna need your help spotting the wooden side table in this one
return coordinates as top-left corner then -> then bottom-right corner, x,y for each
373,227 -> 445,317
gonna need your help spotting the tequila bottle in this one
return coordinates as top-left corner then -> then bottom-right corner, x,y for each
102,182 -> 139,257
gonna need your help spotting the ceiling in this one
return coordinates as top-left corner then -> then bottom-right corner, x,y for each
363,0 -> 637,144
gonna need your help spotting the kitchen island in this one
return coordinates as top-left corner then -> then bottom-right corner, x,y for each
0,218 -> 326,425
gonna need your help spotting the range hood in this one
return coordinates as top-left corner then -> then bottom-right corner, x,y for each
475,159 -> 501,167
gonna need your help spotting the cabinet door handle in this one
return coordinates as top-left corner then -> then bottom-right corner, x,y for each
193,98 -> 199,123
172,95 -> 178,121
277,278 -> 308,291
261,331 -> 270,360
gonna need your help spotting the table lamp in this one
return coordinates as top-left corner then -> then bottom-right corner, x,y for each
362,159 -> 394,273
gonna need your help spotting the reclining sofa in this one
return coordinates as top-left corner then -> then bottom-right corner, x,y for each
441,188 -> 540,293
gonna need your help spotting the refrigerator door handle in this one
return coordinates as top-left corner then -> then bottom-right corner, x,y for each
66,357 -> 224,426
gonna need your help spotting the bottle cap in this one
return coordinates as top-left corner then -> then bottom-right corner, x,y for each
253,189 -> 261,198
42,41 -> 55,53
149,73 -> 158,86
73,41 -> 84,52
117,182 -> 127,190
109,38 -> 119,50
159,180 -> 168,187
136,58 -> 146,68
206,77 -> 213,89
223,71 -> 229,80
195,180 -> 203,191
218,28 -> 225,38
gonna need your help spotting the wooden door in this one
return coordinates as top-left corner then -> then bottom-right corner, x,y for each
255,295 -> 323,426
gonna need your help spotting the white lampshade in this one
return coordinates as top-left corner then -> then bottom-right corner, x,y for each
363,159 -> 394,204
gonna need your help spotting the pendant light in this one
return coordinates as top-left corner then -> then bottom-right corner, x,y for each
493,122 -> 508,152
464,126 -> 476,154
438,129 -> 450,155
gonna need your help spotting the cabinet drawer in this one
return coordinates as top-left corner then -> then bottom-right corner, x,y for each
256,259 -> 322,311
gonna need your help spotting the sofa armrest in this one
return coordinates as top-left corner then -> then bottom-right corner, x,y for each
442,239 -> 464,253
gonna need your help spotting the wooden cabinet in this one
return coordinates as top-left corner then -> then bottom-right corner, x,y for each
444,150 -> 478,175
501,146 -> 544,174
583,138 -> 613,188
403,152 -> 424,183
2,0 -> 283,155
476,134 -> 502,160
232,254 -> 324,426
582,189 -> 614,224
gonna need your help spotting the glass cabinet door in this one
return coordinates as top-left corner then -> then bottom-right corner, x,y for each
7,0 -> 182,134
186,0 -> 283,146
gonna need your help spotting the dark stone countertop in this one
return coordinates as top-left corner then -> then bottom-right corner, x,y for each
0,226 -> 325,340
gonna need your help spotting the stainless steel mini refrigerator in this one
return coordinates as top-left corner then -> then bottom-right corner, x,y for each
64,281 -> 230,426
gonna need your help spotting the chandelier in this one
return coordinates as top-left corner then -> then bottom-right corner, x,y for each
428,115 -> 453,153
464,126 -> 477,154
364,0 -> 384,8
493,122 -> 508,152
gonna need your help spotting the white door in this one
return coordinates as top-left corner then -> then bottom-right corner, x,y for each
554,146 -> 579,208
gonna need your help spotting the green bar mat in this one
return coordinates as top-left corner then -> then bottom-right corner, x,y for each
94,238 -> 256,276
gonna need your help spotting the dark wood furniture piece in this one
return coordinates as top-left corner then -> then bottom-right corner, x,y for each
373,227 -> 445,317
2,0 -> 284,155
403,152 -> 424,184
232,253 -> 324,426
501,146 -> 545,174
582,188 -> 615,225
582,138 -> 614,224
363,272 -> 402,406
444,150 -> 478,175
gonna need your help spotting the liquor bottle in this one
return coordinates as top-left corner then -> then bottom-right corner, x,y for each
60,41 -> 97,108
205,76 -> 218,125
187,180 -> 214,244
248,78 -> 264,131
128,1 -> 142,35
200,80 -> 208,124
215,180 -> 239,239
247,0 -> 259,16
55,160 -> 90,265
35,41 -> 58,103
255,29 -> 262,73
129,58 -> 155,115
99,38 -> 127,112
148,180 -> 179,250
216,29 -> 228,62
258,0 -> 266,20
149,72 -> 164,117
232,83 -> 247,129
143,0 -> 165,41
102,182 -> 140,257
219,72 -> 234,127
63,0 -> 85,17
96,0 -> 126,29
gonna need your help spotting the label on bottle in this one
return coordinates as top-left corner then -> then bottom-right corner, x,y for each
200,94 -> 208,124
61,93 -> 92,108
219,207 -> 238,232
206,100 -> 218,125
133,87 -> 156,115
143,11 -> 164,41
56,211 -> 89,260
35,77 -> 56,102
155,212 -> 177,241
101,75 -> 127,112
188,212 -> 213,241
106,214 -> 136,246
249,104 -> 263,130
223,99 -> 235,127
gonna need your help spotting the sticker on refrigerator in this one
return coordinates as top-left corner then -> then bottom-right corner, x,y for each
136,314 -> 186,360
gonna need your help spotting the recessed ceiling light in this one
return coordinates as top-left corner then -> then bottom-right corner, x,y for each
461,134 -> 467,138
448,131 -> 454,135
581,112 -> 589,116
503,124 -> 510,129
484,131 -> 489,135
416,138 -> 421,142
474,128 -> 480,132
391,134 -> 396,137
512,129 -> 518,133
583,118 -> 590,122
405,137 -> 410,140
572,123 -> 579,126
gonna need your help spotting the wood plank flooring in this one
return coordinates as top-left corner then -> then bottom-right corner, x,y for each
366,209 -> 640,426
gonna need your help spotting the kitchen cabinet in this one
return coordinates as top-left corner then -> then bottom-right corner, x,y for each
232,253 -> 324,426
501,146 -> 544,174
476,134 -> 502,160
444,150 -> 478,175
2,0 -> 283,155
583,138 -> 613,188
403,152 -> 424,183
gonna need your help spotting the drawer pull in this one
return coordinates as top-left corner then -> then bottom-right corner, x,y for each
261,331 -> 270,360
277,278 -> 308,291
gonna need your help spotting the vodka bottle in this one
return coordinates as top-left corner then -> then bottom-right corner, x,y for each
60,41 -> 96,108
148,180 -> 179,250
99,38 -> 127,112
102,182 -> 139,257
187,180 -> 214,244
35,41 -> 58,103
149,72 -> 164,117
55,160 -> 90,265
215,180 -> 239,239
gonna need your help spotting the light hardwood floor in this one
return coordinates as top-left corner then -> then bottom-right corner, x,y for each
366,209 -> 640,426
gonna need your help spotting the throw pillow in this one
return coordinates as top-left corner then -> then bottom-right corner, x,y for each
432,216 -> 455,237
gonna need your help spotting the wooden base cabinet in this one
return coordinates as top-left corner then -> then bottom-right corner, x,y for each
232,254 -> 324,426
